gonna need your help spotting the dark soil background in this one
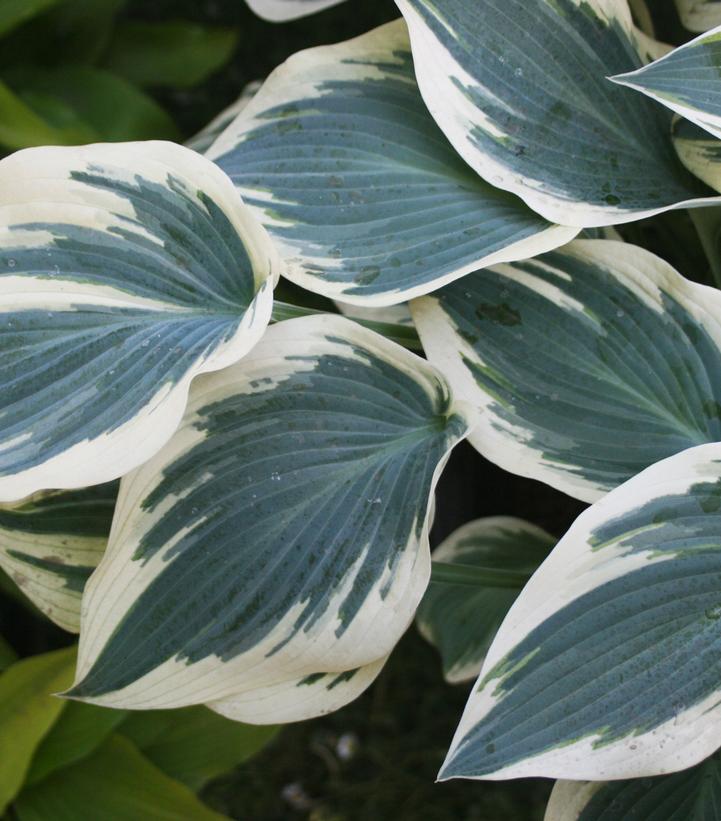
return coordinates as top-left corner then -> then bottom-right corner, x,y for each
1,0 -> 701,818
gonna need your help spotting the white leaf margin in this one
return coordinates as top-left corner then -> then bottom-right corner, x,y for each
245,0 -> 346,22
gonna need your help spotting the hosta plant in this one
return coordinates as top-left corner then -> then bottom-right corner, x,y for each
7,0 -> 721,817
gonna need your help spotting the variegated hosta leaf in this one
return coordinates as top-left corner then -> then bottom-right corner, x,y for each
0,141 -> 276,502
186,80 -> 262,155
441,442 -> 721,781
208,21 -> 576,307
245,0 -> 346,21
68,315 -> 472,721
335,300 -> 413,327
613,26 -> 721,142
412,239 -> 721,503
395,0 -> 719,228
0,484 -> 116,632
673,117 -> 721,194
417,517 -> 553,684
545,754 -> 721,821
675,0 -> 721,32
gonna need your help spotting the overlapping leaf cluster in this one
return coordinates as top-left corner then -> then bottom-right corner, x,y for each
5,0 -> 721,817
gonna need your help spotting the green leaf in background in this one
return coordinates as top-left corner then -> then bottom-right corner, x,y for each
0,634 -> 16,672
417,518 -> 553,684
395,0 -> 719,227
0,141 -> 276,501
0,79 -> 94,150
413,239 -> 721,502
675,0 -> 721,32
209,20 -> 575,307
441,442 -> 721,781
47,0 -> 127,64
0,484 -> 116,632
613,26 -> 721,142
0,0 -> 61,37
25,701 -> 127,785
69,316 -> 471,721
13,735 -> 228,821
120,707 -> 278,791
546,752 -> 721,820
0,0 -> 126,68
114,710 -> 176,750
4,66 -> 180,142
46,0 -> 125,66
103,20 -> 238,89
0,646 -> 75,814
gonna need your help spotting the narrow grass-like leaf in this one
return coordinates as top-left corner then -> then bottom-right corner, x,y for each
441,443 -> 721,781
68,315 -> 472,720
413,239 -> 721,502
0,484 -> 116,632
396,0 -> 720,227
417,518 -> 553,684
0,141 -> 276,502
209,21 -> 576,307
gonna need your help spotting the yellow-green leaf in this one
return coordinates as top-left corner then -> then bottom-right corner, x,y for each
13,735 -> 227,821
0,647 -> 75,813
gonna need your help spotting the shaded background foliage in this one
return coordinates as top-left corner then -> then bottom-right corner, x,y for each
0,0 -> 710,817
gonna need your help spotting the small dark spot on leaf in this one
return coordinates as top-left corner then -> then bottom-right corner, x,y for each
356,265 -> 381,285
703,399 -> 721,421
475,302 -> 521,326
